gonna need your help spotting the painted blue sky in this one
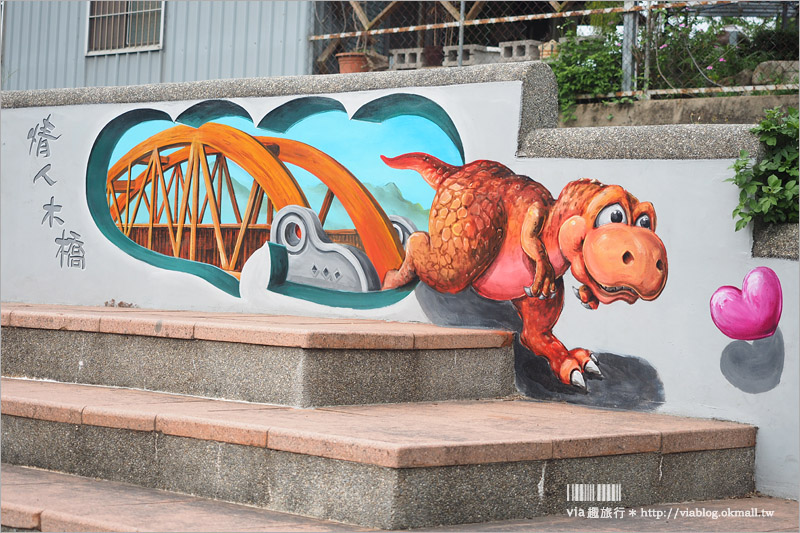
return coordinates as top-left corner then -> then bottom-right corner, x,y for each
108,101 -> 463,229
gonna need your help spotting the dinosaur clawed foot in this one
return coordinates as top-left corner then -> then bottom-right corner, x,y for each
560,349 -> 601,391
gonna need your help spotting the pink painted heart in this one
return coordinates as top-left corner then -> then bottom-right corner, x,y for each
710,267 -> 782,340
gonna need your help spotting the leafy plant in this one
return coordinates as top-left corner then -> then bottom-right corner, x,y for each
546,11 -> 797,122
586,1 -> 624,33
728,107 -> 799,230
744,25 -> 799,61
546,29 -> 623,122
652,13 -> 769,90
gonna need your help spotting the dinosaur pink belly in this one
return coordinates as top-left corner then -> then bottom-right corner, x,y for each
473,246 -> 534,301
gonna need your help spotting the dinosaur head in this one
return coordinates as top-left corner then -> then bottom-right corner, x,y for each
556,180 -> 668,305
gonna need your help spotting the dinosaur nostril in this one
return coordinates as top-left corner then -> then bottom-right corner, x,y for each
656,259 -> 664,272
622,251 -> 634,265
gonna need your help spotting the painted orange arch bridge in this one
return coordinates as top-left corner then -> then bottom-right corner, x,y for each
106,122 -> 405,281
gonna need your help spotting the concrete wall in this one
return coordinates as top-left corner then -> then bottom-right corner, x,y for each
566,94 -> 799,128
1,62 -> 797,499
1,1 -> 312,91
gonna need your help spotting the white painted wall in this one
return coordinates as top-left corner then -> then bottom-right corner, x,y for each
1,82 -> 797,499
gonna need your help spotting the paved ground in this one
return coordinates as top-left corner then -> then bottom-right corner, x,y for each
3,465 -> 797,532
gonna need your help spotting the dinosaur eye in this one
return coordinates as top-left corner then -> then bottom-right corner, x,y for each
635,214 -> 652,229
595,203 -> 627,227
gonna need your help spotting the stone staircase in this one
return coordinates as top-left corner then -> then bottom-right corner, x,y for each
5,465 -> 794,533
1,303 -> 757,530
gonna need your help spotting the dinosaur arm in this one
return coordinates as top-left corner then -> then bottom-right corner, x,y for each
521,204 -> 556,297
576,284 -> 600,310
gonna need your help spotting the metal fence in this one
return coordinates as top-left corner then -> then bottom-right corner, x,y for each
311,1 -> 798,102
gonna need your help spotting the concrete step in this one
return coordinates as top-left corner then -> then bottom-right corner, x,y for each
1,464 -> 365,532
4,465 -> 796,533
1,378 -> 757,530
0,303 -> 513,407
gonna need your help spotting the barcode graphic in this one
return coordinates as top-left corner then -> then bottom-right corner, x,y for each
567,483 -> 622,502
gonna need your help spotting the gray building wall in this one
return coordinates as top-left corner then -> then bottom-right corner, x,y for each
1,1 -> 312,90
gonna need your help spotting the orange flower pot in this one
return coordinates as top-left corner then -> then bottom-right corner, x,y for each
336,52 -> 371,73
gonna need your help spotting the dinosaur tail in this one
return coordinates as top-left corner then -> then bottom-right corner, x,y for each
380,153 -> 456,189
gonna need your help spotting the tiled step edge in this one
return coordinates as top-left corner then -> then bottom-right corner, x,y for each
1,379 -> 756,529
4,466 -> 793,533
0,302 -> 512,350
0,378 -> 756,468
1,302 -> 515,406
0,328 -> 514,407
1,464 -> 368,532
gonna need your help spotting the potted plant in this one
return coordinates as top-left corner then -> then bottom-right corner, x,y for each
336,49 -> 371,73
336,33 -> 388,73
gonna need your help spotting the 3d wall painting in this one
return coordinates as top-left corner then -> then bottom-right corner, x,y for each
711,266 -> 783,341
711,266 -> 785,393
89,96 -> 463,303
381,153 -> 669,390
89,96 -> 670,401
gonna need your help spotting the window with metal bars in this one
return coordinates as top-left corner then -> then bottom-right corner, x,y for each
86,1 -> 164,55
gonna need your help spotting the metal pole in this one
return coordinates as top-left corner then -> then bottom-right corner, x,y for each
417,2 -> 425,48
457,0 -> 465,67
1,0 -> 6,75
642,1 -> 652,99
780,1 -> 788,30
622,0 -> 637,92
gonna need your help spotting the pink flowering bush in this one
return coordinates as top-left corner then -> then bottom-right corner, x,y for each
651,11 -> 793,88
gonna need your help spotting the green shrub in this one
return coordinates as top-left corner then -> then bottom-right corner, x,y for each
728,107 -> 799,230
744,25 -> 799,61
547,30 -> 623,122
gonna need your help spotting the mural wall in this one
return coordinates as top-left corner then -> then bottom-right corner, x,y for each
1,80 -> 797,498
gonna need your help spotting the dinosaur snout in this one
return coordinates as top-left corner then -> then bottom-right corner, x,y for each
584,225 -> 668,300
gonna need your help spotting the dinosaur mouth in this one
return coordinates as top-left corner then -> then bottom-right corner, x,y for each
598,283 -> 636,295
590,279 -> 641,303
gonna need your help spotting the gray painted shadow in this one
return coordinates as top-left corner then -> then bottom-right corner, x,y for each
415,283 -> 665,410
721,328 -> 784,394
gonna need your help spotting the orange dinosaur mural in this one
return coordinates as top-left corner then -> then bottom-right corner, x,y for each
382,153 -> 669,389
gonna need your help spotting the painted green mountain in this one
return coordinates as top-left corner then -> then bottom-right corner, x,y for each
212,176 -> 429,231
304,182 -> 430,231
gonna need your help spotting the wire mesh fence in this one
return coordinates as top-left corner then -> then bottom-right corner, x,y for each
311,1 -> 798,106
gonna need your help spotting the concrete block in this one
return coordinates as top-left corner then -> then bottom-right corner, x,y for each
153,432 -> 273,507
394,461 -> 547,528
389,48 -> 424,70
443,45 -> 501,67
499,40 -> 542,62
657,448 -> 755,503
753,220 -> 799,260
542,453 -> 663,514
